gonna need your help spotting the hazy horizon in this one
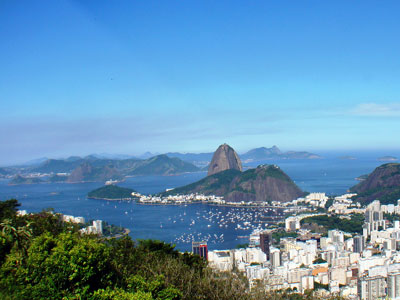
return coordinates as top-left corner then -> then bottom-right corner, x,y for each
1,1 -> 400,165
2,146 -> 400,167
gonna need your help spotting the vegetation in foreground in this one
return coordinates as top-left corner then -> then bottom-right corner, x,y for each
0,199 -> 342,300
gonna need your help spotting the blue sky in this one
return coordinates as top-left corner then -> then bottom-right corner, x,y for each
1,1 -> 400,165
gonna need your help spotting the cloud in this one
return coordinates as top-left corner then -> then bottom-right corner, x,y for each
352,102 -> 400,116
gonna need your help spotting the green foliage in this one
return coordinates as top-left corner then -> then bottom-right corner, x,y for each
313,281 -> 329,291
313,257 -> 327,264
101,221 -> 125,236
92,288 -> 153,300
238,165 -> 290,184
301,214 -> 364,234
0,232 -> 115,299
353,186 -> 400,205
259,166 -> 290,182
88,185 -> 136,200
272,229 -> 298,244
0,199 -> 20,221
325,198 -> 334,209
384,213 -> 400,223
236,243 -> 249,249
238,169 -> 258,182
24,211 -> 79,237
162,169 -> 241,196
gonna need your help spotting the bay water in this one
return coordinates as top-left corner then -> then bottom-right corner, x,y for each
0,153 -> 397,251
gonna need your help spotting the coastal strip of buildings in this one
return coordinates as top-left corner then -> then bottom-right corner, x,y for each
137,191 -> 336,209
17,210 -> 103,235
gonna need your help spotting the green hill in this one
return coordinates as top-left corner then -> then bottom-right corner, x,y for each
163,165 -> 304,203
351,163 -> 400,205
88,185 -> 137,200
30,155 -> 199,179
32,158 -> 88,173
163,169 -> 241,196
67,162 -> 124,183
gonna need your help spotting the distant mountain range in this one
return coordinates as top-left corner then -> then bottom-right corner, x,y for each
165,146 -> 321,166
166,152 -> 213,167
19,157 -> 49,166
126,155 -> 198,176
7,155 -> 200,184
350,163 -> 400,205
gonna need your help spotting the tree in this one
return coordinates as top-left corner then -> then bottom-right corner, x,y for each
0,199 -> 20,221
0,232 -> 115,299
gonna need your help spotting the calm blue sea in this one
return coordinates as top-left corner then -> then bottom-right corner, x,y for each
0,153 -> 398,251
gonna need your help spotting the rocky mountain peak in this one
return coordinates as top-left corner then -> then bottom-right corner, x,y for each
270,145 -> 281,154
207,144 -> 242,176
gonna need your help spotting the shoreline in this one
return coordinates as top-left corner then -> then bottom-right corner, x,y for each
87,197 -> 135,201
136,201 -> 290,209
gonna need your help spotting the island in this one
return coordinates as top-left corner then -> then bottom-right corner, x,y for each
87,185 -> 138,200
240,146 -> 322,161
339,156 -> 357,160
378,156 -> 398,162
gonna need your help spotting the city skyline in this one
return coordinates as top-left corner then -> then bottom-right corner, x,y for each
1,1 -> 400,164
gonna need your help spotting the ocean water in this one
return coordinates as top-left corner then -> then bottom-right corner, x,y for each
0,154 -> 397,251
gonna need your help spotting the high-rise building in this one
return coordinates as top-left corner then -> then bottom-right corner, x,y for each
260,231 -> 272,260
388,271 -> 400,299
285,216 -> 300,231
270,247 -> 280,268
192,241 -> 208,260
353,235 -> 364,253
328,230 -> 344,244
358,275 -> 386,300
365,200 -> 386,235
93,220 -> 103,235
